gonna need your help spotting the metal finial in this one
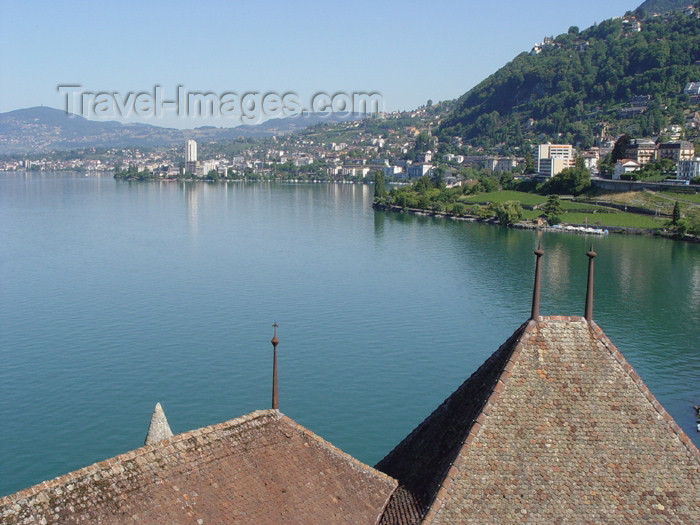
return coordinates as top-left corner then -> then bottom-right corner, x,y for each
584,245 -> 597,322
271,322 -> 279,410
531,241 -> 544,320
271,322 -> 279,345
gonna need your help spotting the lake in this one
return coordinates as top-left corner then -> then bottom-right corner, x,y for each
1,173 -> 699,497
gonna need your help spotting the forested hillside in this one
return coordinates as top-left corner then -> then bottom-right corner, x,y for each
637,0 -> 690,14
439,6 -> 700,150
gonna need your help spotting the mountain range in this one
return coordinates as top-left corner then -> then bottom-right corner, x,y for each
0,106 -> 361,155
2,0 -> 697,157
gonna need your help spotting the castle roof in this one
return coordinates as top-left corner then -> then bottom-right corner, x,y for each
0,410 -> 397,525
377,317 -> 700,524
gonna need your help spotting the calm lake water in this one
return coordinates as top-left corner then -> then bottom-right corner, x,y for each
1,173 -> 699,497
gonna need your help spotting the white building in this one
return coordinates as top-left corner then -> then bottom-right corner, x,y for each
406,163 -> 433,178
613,159 -> 641,180
185,139 -> 198,174
580,149 -> 600,174
683,82 -> 700,95
341,165 -> 371,178
185,139 -> 197,163
677,157 -> 700,181
383,166 -> 404,178
483,156 -> 518,173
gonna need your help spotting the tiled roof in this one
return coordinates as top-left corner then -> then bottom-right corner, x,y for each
0,410 -> 397,525
378,317 -> 700,524
376,323 -> 527,524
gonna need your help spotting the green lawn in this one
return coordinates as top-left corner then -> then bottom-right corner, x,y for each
461,190 -> 546,206
558,212 -> 664,229
520,209 -> 664,228
520,209 -> 541,220
661,191 -> 700,204
461,190 -> 669,229
559,201 -> 612,212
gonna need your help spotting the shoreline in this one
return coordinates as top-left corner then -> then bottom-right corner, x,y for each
372,202 -> 700,243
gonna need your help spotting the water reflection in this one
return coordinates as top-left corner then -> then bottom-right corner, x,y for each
1,177 -> 699,498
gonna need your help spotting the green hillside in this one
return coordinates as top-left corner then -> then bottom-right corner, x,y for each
637,0 -> 691,14
439,5 -> 700,150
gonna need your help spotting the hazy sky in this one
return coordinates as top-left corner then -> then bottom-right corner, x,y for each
0,0 -> 640,128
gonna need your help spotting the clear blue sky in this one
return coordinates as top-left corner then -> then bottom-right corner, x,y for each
0,0 -> 640,128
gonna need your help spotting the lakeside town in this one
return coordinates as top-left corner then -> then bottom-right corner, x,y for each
3,97 -> 699,185
5,96 -> 700,237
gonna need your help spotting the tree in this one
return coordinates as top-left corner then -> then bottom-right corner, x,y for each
373,170 -> 387,202
415,132 -> 436,153
524,151 -> 535,174
598,153 -> 614,178
539,166 -> 591,195
414,175 -> 433,193
611,135 -> 630,163
491,200 -> 523,226
672,201 -> 681,226
542,194 -> 563,225
452,202 -> 467,216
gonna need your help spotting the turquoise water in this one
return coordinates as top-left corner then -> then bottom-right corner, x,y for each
1,173 -> 699,497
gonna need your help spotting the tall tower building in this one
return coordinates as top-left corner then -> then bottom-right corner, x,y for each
185,139 -> 198,174
537,143 -> 574,177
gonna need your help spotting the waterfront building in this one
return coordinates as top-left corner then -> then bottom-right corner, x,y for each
383,165 -> 404,178
341,165 -> 371,178
536,144 -> 573,177
406,163 -> 433,178
185,139 -> 198,174
2,251 -> 699,524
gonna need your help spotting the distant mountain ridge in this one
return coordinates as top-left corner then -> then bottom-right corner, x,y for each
0,106 -> 361,154
439,4 -> 700,150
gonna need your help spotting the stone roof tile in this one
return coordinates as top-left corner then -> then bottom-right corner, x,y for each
0,409 -> 397,525
377,317 -> 700,524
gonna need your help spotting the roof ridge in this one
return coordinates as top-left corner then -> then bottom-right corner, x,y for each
421,317 -> 700,524
588,320 -> 700,462
421,320 -> 538,524
377,321 -> 530,471
0,409 -> 280,505
376,320 -> 531,524
278,414 -> 399,491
